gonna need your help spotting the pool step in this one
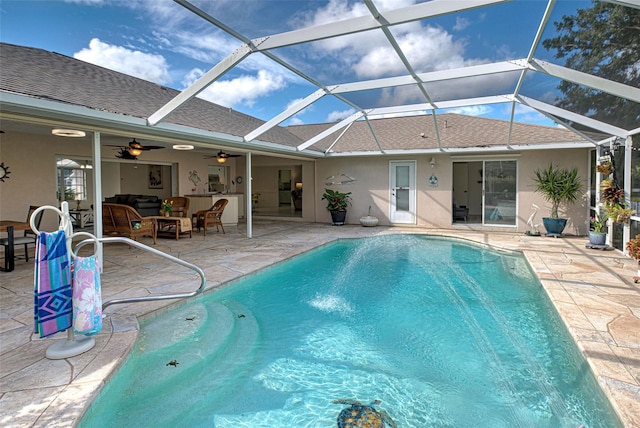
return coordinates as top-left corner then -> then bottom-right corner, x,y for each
92,301 -> 260,425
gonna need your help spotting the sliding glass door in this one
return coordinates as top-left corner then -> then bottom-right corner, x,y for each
483,160 -> 517,226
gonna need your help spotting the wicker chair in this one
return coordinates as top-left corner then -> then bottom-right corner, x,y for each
191,199 -> 228,236
103,203 -> 156,244
167,196 -> 190,218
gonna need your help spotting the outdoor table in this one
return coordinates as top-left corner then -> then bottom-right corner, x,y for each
0,220 -> 32,272
151,216 -> 192,240
68,209 -> 94,228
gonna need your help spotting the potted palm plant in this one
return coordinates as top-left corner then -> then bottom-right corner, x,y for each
322,188 -> 352,225
532,163 -> 583,236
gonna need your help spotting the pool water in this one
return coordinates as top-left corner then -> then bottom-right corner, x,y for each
80,235 -> 621,427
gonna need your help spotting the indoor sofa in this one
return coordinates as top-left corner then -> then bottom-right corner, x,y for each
103,194 -> 161,217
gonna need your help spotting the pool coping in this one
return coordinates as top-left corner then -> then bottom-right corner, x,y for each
1,224 -> 638,427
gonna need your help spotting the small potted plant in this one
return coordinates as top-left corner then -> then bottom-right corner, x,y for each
596,160 -> 613,175
160,199 -> 173,217
532,163 -> 583,236
322,188 -> 352,225
588,213 -> 607,246
611,206 -> 635,223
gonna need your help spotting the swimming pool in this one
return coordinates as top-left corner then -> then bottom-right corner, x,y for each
80,235 -> 621,427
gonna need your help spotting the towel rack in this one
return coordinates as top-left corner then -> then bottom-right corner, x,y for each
31,202 -> 207,359
31,202 -> 98,359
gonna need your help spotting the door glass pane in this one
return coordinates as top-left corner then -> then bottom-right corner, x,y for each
396,166 -> 409,188
484,160 -> 517,225
397,189 -> 409,211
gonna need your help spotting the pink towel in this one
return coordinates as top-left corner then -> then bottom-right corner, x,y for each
72,255 -> 102,335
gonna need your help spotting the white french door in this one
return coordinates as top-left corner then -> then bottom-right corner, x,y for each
389,161 -> 416,224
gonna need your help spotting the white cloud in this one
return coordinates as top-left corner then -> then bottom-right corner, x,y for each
295,0 -> 478,80
442,105 -> 494,116
183,68 -> 286,108
453,17 -> 471,31
286,98 -> 305,110
326,109 -> 355,122
74,38 -> 172,85
288,117 -> 305,126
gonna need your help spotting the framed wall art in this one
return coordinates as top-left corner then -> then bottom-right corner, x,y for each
148,165 -> 163,189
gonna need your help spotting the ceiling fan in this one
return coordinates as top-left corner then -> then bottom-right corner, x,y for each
110,138 -> 164,159
205,150 -> 242,164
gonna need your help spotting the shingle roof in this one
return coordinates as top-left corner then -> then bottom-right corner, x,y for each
287,113 -> 591,153
1,42 -> 592,156
0,43 -> 305,149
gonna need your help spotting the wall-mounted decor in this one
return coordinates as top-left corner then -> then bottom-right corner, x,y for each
188,170 -> 201,187
325,174 -> 356,186
148,165 -> 163,189
428,174 -> 438,187
0,162 -> 10,182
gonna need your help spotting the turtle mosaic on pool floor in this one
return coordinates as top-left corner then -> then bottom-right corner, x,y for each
332,399 -> 397,428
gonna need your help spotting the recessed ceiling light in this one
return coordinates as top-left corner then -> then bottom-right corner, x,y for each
173,144 -> 194,150
52,128 -> 86,137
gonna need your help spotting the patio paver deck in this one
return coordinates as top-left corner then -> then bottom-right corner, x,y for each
1,221 -> 639,427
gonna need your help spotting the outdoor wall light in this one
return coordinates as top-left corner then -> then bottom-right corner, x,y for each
429,157 -> 436,168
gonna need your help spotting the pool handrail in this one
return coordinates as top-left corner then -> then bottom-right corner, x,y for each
73,236 -> 207,310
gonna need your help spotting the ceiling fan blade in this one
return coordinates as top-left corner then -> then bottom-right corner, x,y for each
216,151 -> 242,158
128,138 -> 164,150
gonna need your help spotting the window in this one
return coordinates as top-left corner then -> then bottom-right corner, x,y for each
56,158 -> 88,202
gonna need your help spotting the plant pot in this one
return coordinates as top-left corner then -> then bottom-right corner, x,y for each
330,210 -> 347,226
542,217 -> 567,236
359,215 -> 378,227
164,212 -> 170,217
588,231 -> 606,246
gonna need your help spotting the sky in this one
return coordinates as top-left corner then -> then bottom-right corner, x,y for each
0,0 -> 595,128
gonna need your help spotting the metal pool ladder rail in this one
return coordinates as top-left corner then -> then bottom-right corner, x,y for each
75,236 -> 207,310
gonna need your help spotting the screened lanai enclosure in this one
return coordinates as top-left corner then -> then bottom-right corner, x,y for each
148,0 -> 640,249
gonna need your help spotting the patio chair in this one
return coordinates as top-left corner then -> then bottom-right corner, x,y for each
0,205 -> 43,262
168,196 -> 190,218
103,203 -> 157,244
453,203 -> 469,223
192,199 -> 228,236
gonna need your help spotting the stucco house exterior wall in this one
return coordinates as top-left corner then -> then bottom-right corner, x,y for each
314,149 -> 591,234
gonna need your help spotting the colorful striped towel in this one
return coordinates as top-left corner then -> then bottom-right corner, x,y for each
33,230 -> 72,338
72,255 -> 102,335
